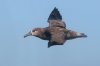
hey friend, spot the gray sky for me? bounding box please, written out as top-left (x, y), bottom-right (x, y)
top-left (0, 0), bottom-right (100, 66)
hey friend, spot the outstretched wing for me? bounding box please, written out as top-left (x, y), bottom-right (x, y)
top-left (48, 7), bottom-right (66, 28)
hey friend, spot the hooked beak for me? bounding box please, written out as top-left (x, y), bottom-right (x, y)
top-left (76, 32), bottom-right (87, 38)
top-left (24, 31), bottom-right (32, 38)
top-left (81, 33), bottom-right (87, 37)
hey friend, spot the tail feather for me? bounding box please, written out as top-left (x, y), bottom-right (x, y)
top-left (48, 7), bottom-right (62, 21)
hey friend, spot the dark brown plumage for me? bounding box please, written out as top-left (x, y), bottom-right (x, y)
top-left (24, 7), bottom-right (87, 48)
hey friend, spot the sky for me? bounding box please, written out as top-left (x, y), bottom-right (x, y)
top-left (0, 0), bottom-right (100, 66)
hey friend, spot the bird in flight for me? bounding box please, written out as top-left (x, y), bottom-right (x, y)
top-left (24, 7), bottom-right (87, 48)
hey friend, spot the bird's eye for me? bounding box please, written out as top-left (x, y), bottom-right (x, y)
top-left (32, 30), bottom-right (38, 33)
top-left (32, 30), bottom-right (35, 32)
top-left (31, 29), bottom-right (34, 32)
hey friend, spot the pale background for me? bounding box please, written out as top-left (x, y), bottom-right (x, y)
top-left (0, 0), bottom-right (100, 66)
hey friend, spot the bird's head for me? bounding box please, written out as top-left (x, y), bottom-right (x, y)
top-left (24, 28), bottom-right (43, 38)
top-left (66, 30), bottom-right (87, 40)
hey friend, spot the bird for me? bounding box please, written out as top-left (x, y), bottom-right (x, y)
top-left (24, 7), bottom-right (87, 48)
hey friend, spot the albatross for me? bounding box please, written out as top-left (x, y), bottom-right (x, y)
top-left (24, 7), bottom-right (87, 48)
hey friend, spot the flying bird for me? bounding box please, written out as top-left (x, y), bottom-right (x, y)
top-left (24, 7), bottom-right (87, 48)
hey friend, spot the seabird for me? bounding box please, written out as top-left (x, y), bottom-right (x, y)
top-left (24, 7), bottom-right (87, 48)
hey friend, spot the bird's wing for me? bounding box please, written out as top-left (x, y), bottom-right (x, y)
top-left (48, 7), bottom-right (66, 28)
top-left (48, 28), bottom-right (66, 48)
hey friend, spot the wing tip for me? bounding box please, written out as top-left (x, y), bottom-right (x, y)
top-left (48, 7), bottom-right (62, 21)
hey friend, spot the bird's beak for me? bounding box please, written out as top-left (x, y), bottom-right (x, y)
top-left (80, 33), bottom-right (87, 37)
top-left (76, 32), bottom-right (87, 38)
top-left (24, 31), bottom-right (32, 38)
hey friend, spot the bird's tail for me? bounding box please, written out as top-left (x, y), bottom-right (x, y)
top-left (48, 7), bottom-right (62, 21)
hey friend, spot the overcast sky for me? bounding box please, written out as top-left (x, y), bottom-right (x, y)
top-left (0, 0), bottom-right (100, 66)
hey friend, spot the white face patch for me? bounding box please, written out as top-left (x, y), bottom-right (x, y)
top-left (76, 32), bottom-right (81, 36)
top-left (32, 30), bottom-right (38, 36)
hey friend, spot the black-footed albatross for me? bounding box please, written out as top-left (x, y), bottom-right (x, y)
top-left (24, 7), bottom-right (87, 48)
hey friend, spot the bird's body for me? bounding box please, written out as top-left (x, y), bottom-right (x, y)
top-left (24, 7), bottom-right (87, 48)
